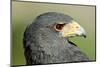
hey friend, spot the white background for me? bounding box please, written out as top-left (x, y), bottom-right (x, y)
top-left (0, 0), bottom-right (99, 67)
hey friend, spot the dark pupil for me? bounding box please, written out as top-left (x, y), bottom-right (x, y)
top-left (56, 24), bottom-right (65, 30)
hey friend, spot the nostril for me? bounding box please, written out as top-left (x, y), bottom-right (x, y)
top-left (76, 26), bottom-right (79, 28)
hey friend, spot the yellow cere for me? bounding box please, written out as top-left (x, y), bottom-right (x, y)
top-left (60, 21), bottom-right (81, 37)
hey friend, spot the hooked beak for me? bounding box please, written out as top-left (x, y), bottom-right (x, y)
top-left (60, 21), bottom-right (86, 38)
top-left (76, 26), bottom-right (86, 38)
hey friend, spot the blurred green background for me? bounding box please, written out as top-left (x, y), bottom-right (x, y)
top-left (12, 1), bottom-right (96, 65)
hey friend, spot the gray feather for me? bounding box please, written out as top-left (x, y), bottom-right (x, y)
top-left (23, 12), bottom-right (89, 65)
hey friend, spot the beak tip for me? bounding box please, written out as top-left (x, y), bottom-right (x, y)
top-left (83, 35), bottom-right (86, 38)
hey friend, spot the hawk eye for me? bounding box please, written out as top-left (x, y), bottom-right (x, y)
top-left (54, 23), bottom-right (66, 31)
